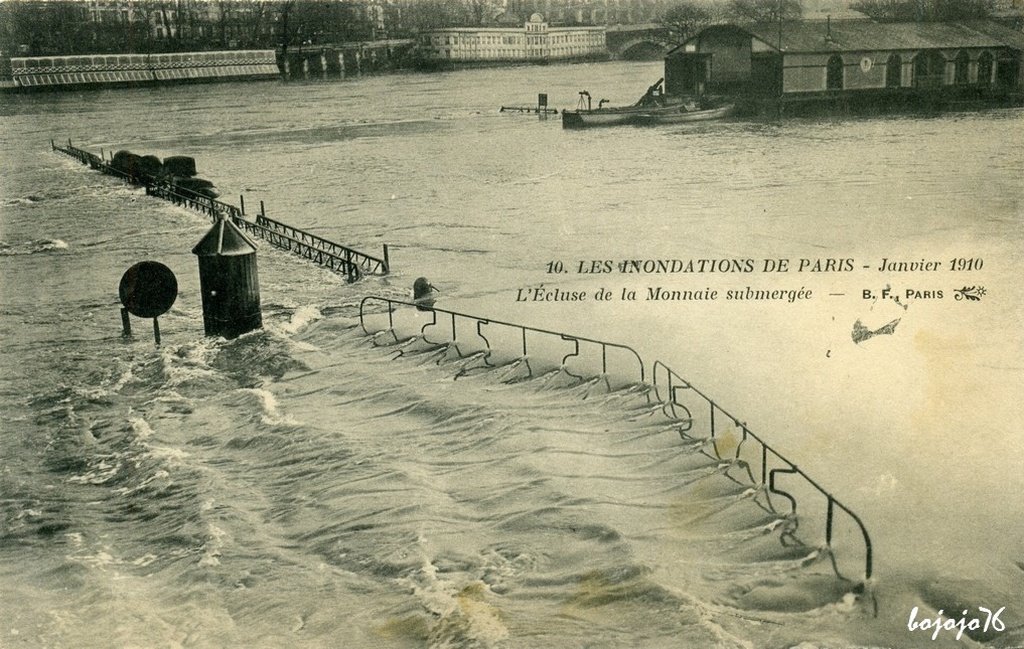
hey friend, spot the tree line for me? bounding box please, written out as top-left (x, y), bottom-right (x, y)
top-left (658, 0), bottom-right (1000, 44)
top-left (1, 0), bottom-right (1005, 58)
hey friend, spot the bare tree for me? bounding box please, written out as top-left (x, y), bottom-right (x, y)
top-left (660, 1), bottom-right (720, 44)
top-left (726, 0), bottom-right (803, 23)
top-left (851, 0), bottom-right (995, 21)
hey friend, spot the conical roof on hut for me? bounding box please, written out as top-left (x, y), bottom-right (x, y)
top-left (191, 218), bottom-right (258, 257)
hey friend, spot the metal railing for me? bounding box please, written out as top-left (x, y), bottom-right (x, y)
top-left (52, 139), bottom-right (389, 281)
top-left (359, 296), bottom-right (645, 386)
top-left (256, 213), bottom-right (389, 275)
top-left (359, 295), bottom-right (873, 586)
top-left (651, 360), bottom-right (873, 582)
top-left (144, 182), bottom-right (242, 221)
top-left (235, 217), bottom-right (362, 282)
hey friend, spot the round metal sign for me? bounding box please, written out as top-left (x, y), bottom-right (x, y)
top-left (119, 261), bottom-right (178, 318)
top-left (860, 57), bottom-right (873, 73)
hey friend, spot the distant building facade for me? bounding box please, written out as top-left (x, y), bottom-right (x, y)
top-left (416, 13), bottom-right (605, 62)
top-left (665, 20), bottom-right (1024, 110)
top-left (8, 50), bottom-right (279, 90)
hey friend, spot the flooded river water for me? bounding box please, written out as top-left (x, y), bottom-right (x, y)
top-left (1, 61), bottom-right (1022, 648)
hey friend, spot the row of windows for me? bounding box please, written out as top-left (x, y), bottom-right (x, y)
top-left (430, 44), bottom-right (603, 53)
top-left (426, 32), bottom-right (602, 47)
top-left (439, 49), bottom-right (599, 59)
top-left (13, 51), bottom-right (272, 70)
top-left (825, 50), bottom-right (1006, 90)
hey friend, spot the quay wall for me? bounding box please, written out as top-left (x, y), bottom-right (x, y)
top-left (7, 50), bottom-right (279, 91)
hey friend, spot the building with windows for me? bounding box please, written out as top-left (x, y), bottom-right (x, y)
top-left (665, 20), bottom-right (1024, 113)
top-left (7, 50), bottom-right (279, 90)
top-left (416, 13), bottom-right (605, 63)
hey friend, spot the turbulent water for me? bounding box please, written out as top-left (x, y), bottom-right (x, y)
top-left (1, 61), bottom-right (1022, 648)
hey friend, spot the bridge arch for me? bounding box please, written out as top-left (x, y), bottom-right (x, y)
top-left (616, 38), bottom-right (672, 60)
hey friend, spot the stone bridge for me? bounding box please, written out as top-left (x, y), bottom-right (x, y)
top-left (605, 23), bottom-right (674, 60)
top-left (279, 39), bottom-right (415, 80)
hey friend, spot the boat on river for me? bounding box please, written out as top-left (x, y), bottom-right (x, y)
top-left (561, 78), bottom-right (734, 129)
top-left (632, 102), bottom-right (735, 126)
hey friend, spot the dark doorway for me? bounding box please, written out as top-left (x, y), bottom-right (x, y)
top-left (996, 53), bottom-right (1020, 87)
top-left (751, 53), bottom-right (783, 96)
top-left (914, 50), bottom-right (946, 88)
top-left (886, 53), bottom-right (902, 88)
top-left (978, 51), bottom-right (994, 85)
top-left (954, 50), bottom-right (969, 85)
top-left (665, 52), bottom-right (712, 96)
top-left (826, 54), bottom-right (844, 90)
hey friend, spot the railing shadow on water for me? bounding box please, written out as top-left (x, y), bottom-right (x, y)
top-left (359, 296), bottom-right (874, 594)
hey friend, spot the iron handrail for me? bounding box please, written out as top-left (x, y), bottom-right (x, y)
top-left (358, 296), bottom-right (646, 383)
top-left (357, 294), bottom-right (872, 584)
top-left (651, 360), bottom-right (872, 581)
top-left (234, 218), bottom-right (361, 282)
top-left (255, 214), bottom-right (388, 274)
top-left (145, 182), bottom-right (241, 219)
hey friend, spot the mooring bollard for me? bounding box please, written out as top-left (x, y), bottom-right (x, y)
top-left (413, 276), bottom-right (437, 311)
top-left (192, 217), bottom-right (262, 339)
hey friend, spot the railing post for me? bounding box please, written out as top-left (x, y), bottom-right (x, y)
top-left (826, 496), bottom-right (835, 546)
top-left (761, 445), bottom-right (767, 484)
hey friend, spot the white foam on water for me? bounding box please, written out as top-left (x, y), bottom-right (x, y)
top-left (39, 238), bottom-right (69, 251)
top-left (278, 305), bottom-right (323, 335)
top-left (67, 458), bottom-right (122, 485)
top-left (241, 387), bottom-right (302, 427)
top-left (198, 523), bottom-right (228, 568)
top-left (0, 238), bottom-right (70, 255)
top-left (398, 535), bottom-right (510, 649)
top-left (129, 415), bottom-right (154, 440)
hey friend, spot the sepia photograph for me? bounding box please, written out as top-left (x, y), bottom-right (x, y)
top-left (1, 0), bottom-right (1022, 647)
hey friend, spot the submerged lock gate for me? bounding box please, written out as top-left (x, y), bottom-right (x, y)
top-left (359, 296), bottom-right (874, 590)
top-left (52, 139), bottom-right (389, 282)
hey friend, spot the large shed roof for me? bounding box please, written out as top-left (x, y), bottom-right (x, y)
top-left (672, 20), bottom-right (1024, 55)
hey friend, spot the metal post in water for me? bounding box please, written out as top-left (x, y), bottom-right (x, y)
top-left (50, 139), bottom-right (55, 150)
top-left (260, 200), bottom-right (266, 220)
top-left (153, 318), bottom-right (161, 345)
top-left (121, 307), bottom-right (132, 337)
top-left (382, 243), bottom-right (390, 273)
top-left (240, 194), bottom-right (245, 216)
